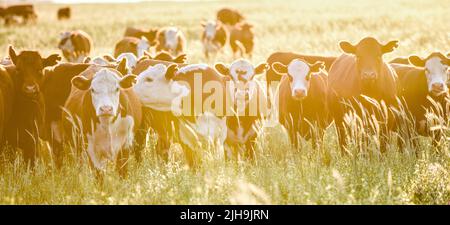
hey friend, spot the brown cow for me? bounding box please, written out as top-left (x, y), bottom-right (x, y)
top-left (0, 65), bottom-right (14, 147)
top-left (4, 46), bottom-right (60, 164)
top-left (201, 20), bottom-right (228, 59)
top-left (57, 7), bottom-right (71, 20)
top-left (124, 27), bottom-right (158, 47)
top-left (217, 8), bottom-right (244, 26)
top-left (3, 4), bottom-right (37, 26)
top-left (132, 59), bottom-right (230, 167)
top-left (394, 52), bottom-right (449, 148)
top-left (215, 59), bottom-right (269, 159)
top-left (61, 63), bottom-right (141, 177)
top-left (114, 36), bottom-right (150, 59)
top-left (328, 37), bottom-right (399, 154)
top-left (271, 59), bottom-right (330, 148)
top-left (58, 30), bottom-right (92, 63)
top-left (155, 27), bottom-right (186, 56)
top-left (229, 22), bottom-right (254, 59)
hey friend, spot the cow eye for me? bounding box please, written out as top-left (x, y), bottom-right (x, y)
top-left (288, 75), bottom-right (293, 82)
top-left (425, 68), bottom-right (430, 74)
top-left (91, 89), bottom-right (96, 93)
top-left (115, 87), bottom-right (119, 92)
top-left (146, 77), bottom-right (153, 82)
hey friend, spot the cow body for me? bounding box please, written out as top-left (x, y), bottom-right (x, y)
top-left (114, 37), bottom-right (149, 59)
top-left (155, 27), bottom-right (186, 56)
top-left (229, 23), bottom-right (254, 59)
top-left (57, 7), bottom-right (71, 20)
top-left (0, 65), bottom-right (15, 145)
top-left (58, 30), bottom-right (92, 63)
top-left (201, 20), bottom-right (228, 59)
top-left (2, 4), bottom-right (37, 25)
top-left (124, 27), bottom-right (158, 46)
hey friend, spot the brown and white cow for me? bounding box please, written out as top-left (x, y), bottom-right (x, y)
top-left (394, 52), bottom-right (449, 147)
top-left (229, 22), bottom-right (254, 59)
top-left (114, 36), bottom-right (150, 59)
top-left (215, 59), bottom-right (269, 159)
top-left (58, 30), bottom-right (92, 63)
top-left (328, 37), bottom-right (399, 154)
top-left (201, 20), bottom-right (227, 59)
top-left (61, 64), bottom-right (141, 177)
top-left (3, 46), bottom-right (61, 164)
top-left (271, 59), bottom-right (330, 148)
top-left (155, 27), bottom-right (186, 56)
top-left (124, 27), bottom-right (158, 47)
top-left (217, 8), bottom-right (244, 26)
top-left (132, 59), bottom-right (230, 167)
top-left (57, 7), bottom-right (71, 20)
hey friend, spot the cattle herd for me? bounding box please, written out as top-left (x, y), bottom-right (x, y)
top-left (0, 5), bottom-right (448, 179)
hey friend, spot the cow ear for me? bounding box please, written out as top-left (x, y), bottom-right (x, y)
top-left (143, 50), bottom-right (153, 59)
top-left (309, 61), bottom-right (325, 73)
top-left (103, 54), bottom-right (115, 62)
top-left (174, 53), bottom-right (187, 63)
top-left (215, 63), bottom-right (230, 76)
top-left (119, 74), bottom-right (137, 89)
top-left (381, 40), bottom-right (399, 54)
top-left (271, 62), bottom-right (287, 75)
top-left (408, 55), bottom-right (425, 67)
top-left (254, 62), bottom-right (269, 74)
top-left (8, 45), bottom-right (18, 65)
top-left (44, 54), bottom-right (62, 67)
top-left (116, 58), bottom-right (128, 75)
top-left (71, 76), bottom-right (91, 90)
top-left (445, 54), bottom-right (450, 66)
top-left (165, 64), bottom-right (178, 80)
top-left (339, 41), bottom-right (356, 54)
top-left (83, 56), bottom-right (91, 63)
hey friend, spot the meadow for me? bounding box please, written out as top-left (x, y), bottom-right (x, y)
top-left (0, 0), bottom-right (449, 204)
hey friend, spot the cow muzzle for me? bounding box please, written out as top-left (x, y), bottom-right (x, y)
top-left (22, 84), bottom-right (39, 97)
top-left (430, 83), bottom-right (446, 96)
top-left (98, 105), bottom-right (114, 117)
top-left (361, 71), bottom-right (377, 81)
top-left (293, 89), bottom-right (307, 100)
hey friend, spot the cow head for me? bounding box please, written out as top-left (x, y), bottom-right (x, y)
top-left (215, 59), bottom-right (268, 105)
top-left (116, 53), bottom-right (138, 74)
top-left (165, 27), bottom-right (180, 50)
top-left (137, 37), bottom-right (150, 58)
top-left (201, 20), bottom-right (222, 41)
top-left (133, 63), bottom-right (190, 112)
top-left (272, 59), bottom-right (324, 100)
top-left (409, 52), bottom-right (450, 96)
top-left (9, 46), bottom-right (61, 97)
top-left (71, 66), bottom-right (136, 121)
top-left (339, 37), bottom-right (398, 82)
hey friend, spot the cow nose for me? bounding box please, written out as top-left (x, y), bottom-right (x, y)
top-left (99, 106), bottom-right (113, 115)
top-left (23, 85), bottom-right (38, 94)
top-left (294, 89), bottom-right (306, 98)
top-left (362, 71), bottom-right (376, 80)
top-left (432, 83), bottom-right (444, 92)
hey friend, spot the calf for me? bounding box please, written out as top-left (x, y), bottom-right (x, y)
top-left (271, 59), bottom-right (330, 148)
top-left (4, 46), bottom-right (60, 164)
top-left (395, 52), bottom-right (449, 147)
top-left (57, 7), bottom-right (71, 20)
top-left (215, 59), bottom-right (269, 158)
top-left (328, 37), bottom-right (399, 154)
top-left (229, 22), bottom-right (254, 59)
top-left (114, 36), bottom-right (149, 59)
top-left (155, 27), bottom-right (186, 56)
top-left (61, 65), bottom-right (141, 177)
top-left (58, 30), bottom-right (92, 63)
top-left (132, 59), bottom-right (230, 167)
top-left (124, 27), bottom-right (158, 47)
top-left (217, 8), bottom-right (244, 26)
top-left (201, 20), bottom-right (227, 59)
top-left (3, 4), bottom-right (37, 25)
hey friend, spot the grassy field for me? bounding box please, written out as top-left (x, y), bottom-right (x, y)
top-left (0, 0), bottom-right (449, 204)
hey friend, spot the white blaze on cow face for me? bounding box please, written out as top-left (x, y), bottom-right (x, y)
top-left (287, 59), bottom-right (311, 99)
top-left (116, 53), bottom-right (137, 74)
top-left (133, 64), bottom-right (189, 112)
top-left (165, 27), bottom-right (179, 51)
top-left (424, 57), bottom-right (449, 95)
top-left (137, 38), bottom-right (150, 58)
top-left (228, 59), bottom-right (257, 105)
top-left (204, 20), bottom-right (217, 40)
top-left (90, 69), bottom-right (122, 119)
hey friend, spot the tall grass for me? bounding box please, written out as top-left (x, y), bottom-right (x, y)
top-left (0, 0), bottom-right (449, 204)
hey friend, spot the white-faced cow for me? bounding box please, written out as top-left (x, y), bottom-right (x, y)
top-left (201, 20), bottom-right (227, 59)
top-left (155, 27), bottom-right (186, 56)
top-left (271, 59), bottom-right (330, 148)
top-left (114, 36), bottom-right (150, 59)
